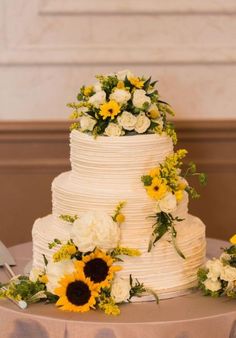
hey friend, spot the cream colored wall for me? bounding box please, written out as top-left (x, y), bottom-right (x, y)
top-left (0, 0), bottom-right (236, 120)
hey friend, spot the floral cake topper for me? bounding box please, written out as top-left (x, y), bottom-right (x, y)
top-left (68, 70), bottom-right (177, 143)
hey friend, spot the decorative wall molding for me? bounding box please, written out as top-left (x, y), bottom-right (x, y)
top-left (39, 0), bottom-right (236, 15)
top-left (1, 47), bottom-right (236, 65)
top-left (1, 120), bottom-right (236, 173)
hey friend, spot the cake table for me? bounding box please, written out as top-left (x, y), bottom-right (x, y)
top-left (0, 239), bottom-right (235, 338)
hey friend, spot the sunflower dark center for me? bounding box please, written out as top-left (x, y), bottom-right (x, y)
top-left (66, 281), bottom-right (91, 306)
top-left (84, 258), bottom-right (109, 283)
top-left (154, 185), bottom-right (159, 191)
top-left (108, 109), bottom-right (113, 113)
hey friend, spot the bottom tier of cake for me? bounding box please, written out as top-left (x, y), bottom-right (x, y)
top-left (31, 213), bottom-right (206, 300)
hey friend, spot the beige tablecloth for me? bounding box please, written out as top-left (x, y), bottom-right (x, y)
top-left (0, 239), bottom-right (235, 338)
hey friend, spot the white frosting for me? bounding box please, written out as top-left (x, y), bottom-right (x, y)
top-left (31, 130), bottom-right (206, 299)
top-left (32, 214), bottom-right (205, 297)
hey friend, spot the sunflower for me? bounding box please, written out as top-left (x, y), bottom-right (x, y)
top-left (146, 177), bottom-right (167, 200)
top-left (55, 271), bottom-right (99, 312)
top-left (99, 100), bottom-right (120, 120)
top-left (230, 234), bottom-right (236, 245)
top-left (75, 249), bottom-right (122, 289)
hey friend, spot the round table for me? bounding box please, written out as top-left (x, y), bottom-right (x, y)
top-left (0, 239), bottom-right (235, 338)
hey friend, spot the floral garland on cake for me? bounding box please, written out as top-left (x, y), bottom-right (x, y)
top-left (0, 203), bottom-right (158, 315)
top-left (198, 235), bottom-right (236, 298)
top-left (68, 70), bottom-right (177, 143)
top-left (141, 150), bottom-right (207, 258)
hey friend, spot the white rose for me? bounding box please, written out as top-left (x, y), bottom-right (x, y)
top-left (206, 259), bottom-right (223, 282)
top-left (117, 111), bottom-right (137, 131)
top-left (111, 277), bottom-right (131, 303)
top-left (80, 114), bottom-right (96, 132)
top-left (110, 89), bottom-right (131, 105)
top-left (116, 69), bottom-right (133, 81)
top-left (132, 89), bottom-right (151, 109)
top-left (46, 260), bottom-right (75, 293)
top-left (105, 123), bottom-right (123, 137)
top-left (134, 112), bottom-right (151, 134)
top-left (94, 82), bottom-right (102, 92)
top-left (203, 278), bottom-right (222, 292)
top-left (71, 210), bottom-right (120, 252)
top-left (88, 91), bottom-right (106, 108)
top-left (157, 192), bottom-right (177, 213)
top-left (220, 265), bottom-right (236, 282)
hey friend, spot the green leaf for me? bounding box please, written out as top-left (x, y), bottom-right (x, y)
top-left (141, 175), bottom-right (152, 186)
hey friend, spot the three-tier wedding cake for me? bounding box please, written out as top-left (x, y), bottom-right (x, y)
top-left (30, 70), bottom-right (206, 311)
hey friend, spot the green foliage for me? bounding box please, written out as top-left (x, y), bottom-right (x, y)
top-left (59, 214), bottom-right (78, 223)
top-left (129, 275), bottom-right (147, 300)
top-left (141, 175), bottom-right (153, 186)
top-left (48, 238), bottom-right (62, 249)
top-left (149, 212), bottom-right (185, 259)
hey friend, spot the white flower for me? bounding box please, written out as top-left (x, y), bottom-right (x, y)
top-left (117, 111), bottom-right (137, 131)
top-left (220, 265), bottom-right (236, 282)
top-left (88, 91), bottom-right (106, 108)
top-left (94, 82), bottom-right (102, 92)
top-left (78, 106), bottom-right (88, 114)
top-left (80, 114), bottom-right (96, 132)
top-left (206, 259), bottom-right (223, 282)
top-left (111, 277), bottom-right (131, 303)
top-left (46, 260), bottom-right (75, 293)
top-left (203, 278), bottom-right (222, 292)
top-left (132, 89), bottom-right (151, 109)
top-left (105, 123), bottom-right (123, 136)
top-left (110, 89), bottom-right (131, 105)
top-left (134, 112), bottom-right (151, 134)
top-left (157, 192), bottom-right (177, 213)
top-left (116, 69), bottom-right (133, 81)
top-left (29, 268), bottom-right (42, 282)
top-left (71, 210), bottom-right (120, 252)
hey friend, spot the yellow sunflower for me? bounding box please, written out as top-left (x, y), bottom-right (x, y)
top-left (99, 100), bottom-right (120, 120)
top-left (146, 177), bottom-right (167, 200)
top-left (75, 249), bottom-right (122, 289)
top-left (230, 234), bottom-right (236, 245)
top-left (55, 271), bottom-right (99, 313)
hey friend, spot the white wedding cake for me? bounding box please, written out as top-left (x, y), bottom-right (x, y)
top-left (30, 71), bottom-right (206, 310)
top-left (31, 71), bottom-right (206, 300)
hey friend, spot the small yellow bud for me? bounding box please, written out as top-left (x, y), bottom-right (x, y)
top-left (175, 190), bottom-right (184, 202)
top-left (115, 213), bottom-right (125, 224)
top-left (117, 81), bottom-right (125, 89)
top-left (148, 109), bottom-right (159, 119)
top-left (230, 234), bottom-right (236, 245)
top-left (39, 274), bottom-right (48, 284)
top-left (83, 86), bottom-right (93, 96)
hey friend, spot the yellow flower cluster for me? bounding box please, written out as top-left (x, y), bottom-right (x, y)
top-left (53, 244), bottom-right (77, 262)
top-left (143, 149), bottom-right (188, 201)
top-left (112, 247), bottom-right (141, 257)
top-left (99, 298), bottom-right (120, 316)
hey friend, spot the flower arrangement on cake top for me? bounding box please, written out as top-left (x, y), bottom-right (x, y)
top-left (198, 235), bottom-right (236, 298)
top-left (0, 203), bottom-right (158, 315)
top-left (141, 150), bottom-right (207, 257)
top-left (68, 70), bottom-right (177, 142)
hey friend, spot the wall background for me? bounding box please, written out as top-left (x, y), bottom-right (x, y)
top-left (0, 0), bottom-right (236, 246)
top-left (0, 0), bottom-right (236, 120)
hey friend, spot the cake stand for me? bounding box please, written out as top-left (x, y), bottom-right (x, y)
top-left (0, 239), bottom-right (235, 338)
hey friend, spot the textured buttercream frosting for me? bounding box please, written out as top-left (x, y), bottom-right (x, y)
top-left (32, 130), bottom-right (206, 299)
